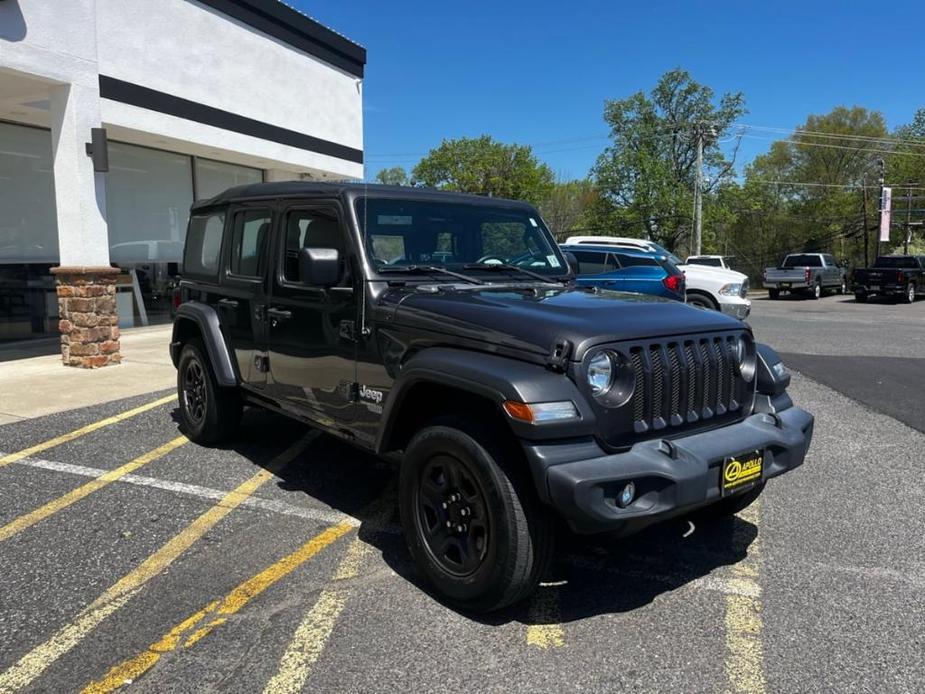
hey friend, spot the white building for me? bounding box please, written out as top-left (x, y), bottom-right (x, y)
top-left (0, 0), bottom-right (364, 363)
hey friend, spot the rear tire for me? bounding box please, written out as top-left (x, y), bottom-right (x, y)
top-left (768, 289), bottom-right (780, 300)
top-left (810, 281), bottom-right (822, 300)
top-left (177, 339), bottom-right (242, 445)
top-left (905, 283), bottom-right (916, 304)
top-left (839, 278), bottom-right (847, 295)
top-left (855, 292), bottom-right (867, 303)
top-left (695, 483), bottom-right (765, 521)
top-left (399, 417), bottom-right (554, 612)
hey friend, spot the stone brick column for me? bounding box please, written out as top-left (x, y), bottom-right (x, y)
top-left (52, 266), bottom-right (121, 368)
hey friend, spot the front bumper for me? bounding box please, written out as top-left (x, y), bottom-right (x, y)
top-left (526, 407), bottom-right (813, 534)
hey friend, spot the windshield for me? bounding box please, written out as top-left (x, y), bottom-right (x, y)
top-left (874, 256), bottom-right (917, 268)
top-left (783, 254), bottom-right (822, 268)
top-left (687, 257), bottom-right (722, 267)
top-left (355, 197), bottom-right (567, 277)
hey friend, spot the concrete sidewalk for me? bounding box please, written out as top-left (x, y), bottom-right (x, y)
top-left (0, 325), bottom-right (176, 424)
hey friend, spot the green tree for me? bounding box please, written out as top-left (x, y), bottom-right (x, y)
top-left (375, 166), bottom-right (409, 186)
top-left (589, 68), bottom-right (746, 251)
top-left (734, 106), bottom-right (889, 269)
top-left (539, 179), bottom-right (597, 240)
top-left (411, 136), bottom-right (555, 205)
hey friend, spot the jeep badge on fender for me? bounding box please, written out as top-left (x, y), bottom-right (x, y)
top-left (170, 182), bottom-right (814, 612)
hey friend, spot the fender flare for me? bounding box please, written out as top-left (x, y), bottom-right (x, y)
top-left (170, 302), bottom-right (238, 387)
top-left (375, 347), bottom-right (596, 454)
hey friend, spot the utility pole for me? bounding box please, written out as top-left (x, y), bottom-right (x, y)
top-left (692, 122), bottom-right (717, 256)
top-left (861, 181), bottom-right (870, 269)
top-left (877, 158), bottom-right (886, 257)
top-left (904, 184), bottom-right (913, 254)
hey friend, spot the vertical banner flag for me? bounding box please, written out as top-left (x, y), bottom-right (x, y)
top-left (880, 187), bottom-right (892, 242)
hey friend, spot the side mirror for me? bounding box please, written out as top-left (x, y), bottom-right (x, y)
top-left (298, 247), bottom-right (340, 286)
top-left (563, 251), bottom-right (579, 275)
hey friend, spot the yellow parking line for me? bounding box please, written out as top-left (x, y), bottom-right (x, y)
top-left (0, 435), bottom-right (313, 694)
top-left (262, 496), bottom-right (393, 694)
top-left (82, 522), bottom-right (353, 694)
top-left (526, 585), bottom-right (566, 649)
top-left (0, 394), bottom-right (177, 469)
top-left (0, 436), bottom-right (188, 543)
top-left (723, 501), bottom-right (766, 694)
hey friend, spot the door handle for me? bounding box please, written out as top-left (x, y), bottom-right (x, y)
top-left (217, 298), bottom-right (239, 309)
top-left (267, 307), bottom-right (292, 323)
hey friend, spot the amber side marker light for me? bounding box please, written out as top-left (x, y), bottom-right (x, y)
top-left (502, 400), bottom-right (579, 424)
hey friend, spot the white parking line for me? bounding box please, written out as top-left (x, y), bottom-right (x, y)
top-left (7, 455), bottom-right (361, 529)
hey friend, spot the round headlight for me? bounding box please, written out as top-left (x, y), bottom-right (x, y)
top-left (733, 336), bottom-right (756, 382)
top-left (733, 336), bottom-right (747, 366)
top-left (587, 351), bottom-right (614, 396)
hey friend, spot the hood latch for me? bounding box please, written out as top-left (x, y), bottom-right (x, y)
top-left (546, 339), bottom-right (573, 372)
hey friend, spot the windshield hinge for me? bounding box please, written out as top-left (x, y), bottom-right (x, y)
top-left (546, 339), bottom-right (573, 372)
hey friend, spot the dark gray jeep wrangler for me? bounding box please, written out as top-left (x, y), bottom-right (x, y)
top-left (171, 182), bottom-right (813, 612)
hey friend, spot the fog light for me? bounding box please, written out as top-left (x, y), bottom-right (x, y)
top-left (617, 481), bottom-right (635, 508)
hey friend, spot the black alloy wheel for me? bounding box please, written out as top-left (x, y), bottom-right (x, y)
top-left (414, 454), bottom-right (490, 577)
top-left (182, 358), bottom-right (207, 426)
top-left (176, 339), bottom-right (241, 445)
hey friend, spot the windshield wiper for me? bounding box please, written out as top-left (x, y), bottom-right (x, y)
top-left (377, 265), bottom-right (485, 285)
top-left (463, 263), bottom-right (568, 284)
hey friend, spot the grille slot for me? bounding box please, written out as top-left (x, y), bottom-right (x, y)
top-left (630, 349), bottom-right (645, 422)
top-left (626, 334), bottom-right (745, 434)
top-left (649, 346), bottom-right (664, 423)
top-left (667, 345), bottom-right (681, 421)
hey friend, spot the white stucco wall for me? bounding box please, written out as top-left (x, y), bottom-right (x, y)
top-left (96, 0), bottom-right (363, 178)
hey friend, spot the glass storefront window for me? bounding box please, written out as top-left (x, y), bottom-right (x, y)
top-left (195, 158), bottom-right (263, 201)
top-left (0, 122), bottom-right (58, 343)
top-left (107, 142), bottom-right (195, 325)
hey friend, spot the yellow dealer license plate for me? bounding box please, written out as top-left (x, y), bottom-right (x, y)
top-left (721, 450), bottom-right (764, 496)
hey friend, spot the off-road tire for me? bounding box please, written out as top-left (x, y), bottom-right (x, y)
top-left (694, 482), bottom-right (765, 522)
top-left (399, 417), bottom-right (555, 612)
top-left (177, 338), bottom-right (242, 445)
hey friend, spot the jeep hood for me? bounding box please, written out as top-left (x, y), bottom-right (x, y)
top-left (382, 285), bottom-right (745, 359)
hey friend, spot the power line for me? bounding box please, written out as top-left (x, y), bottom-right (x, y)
top-left (734, 122), bottom-right (925, 149)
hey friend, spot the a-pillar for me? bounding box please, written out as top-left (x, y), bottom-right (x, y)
top-left (49, 80), bottom-right (120, 367)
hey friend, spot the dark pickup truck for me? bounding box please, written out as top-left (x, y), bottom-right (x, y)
top-left (170, 182), bottom-right (813, 612)
top-left (853, 255), bottom-right (925, 304)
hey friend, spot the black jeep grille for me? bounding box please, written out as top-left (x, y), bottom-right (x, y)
top-left (628, 334), bottom-right (745, 435)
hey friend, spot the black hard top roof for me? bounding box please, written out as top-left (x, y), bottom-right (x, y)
top-left (192, 181), bottom-right (536, 211)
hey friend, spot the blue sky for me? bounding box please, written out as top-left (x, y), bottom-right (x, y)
top-left (295, 1), bottom-right (925, 182)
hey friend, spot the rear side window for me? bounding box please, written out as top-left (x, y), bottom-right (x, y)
top-left (572, 251), bottom-right (614, 275)
top-left (614, 253), bottom-right (657, 268)
top-left (229, 209), bottom-right (271, 278)
top-left (183, 212), bottom-right (225, 280)
top-left (783, 254), bottom-right (822, 268)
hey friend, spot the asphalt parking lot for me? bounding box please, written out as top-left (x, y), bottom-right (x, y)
top-left (1, 295), bottom-right (923, 693)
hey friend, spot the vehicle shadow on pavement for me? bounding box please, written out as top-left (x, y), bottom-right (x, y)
top-left (201, 410), bottom-right (757, 626)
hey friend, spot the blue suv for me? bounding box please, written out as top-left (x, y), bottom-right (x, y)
top-left (560, 244), bottom-right (686, 301)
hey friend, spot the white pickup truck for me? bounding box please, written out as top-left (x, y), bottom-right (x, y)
top-left (763, 253), bottom-right (848, 300)
top-left (564, 236), bottom-right (751, 319)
